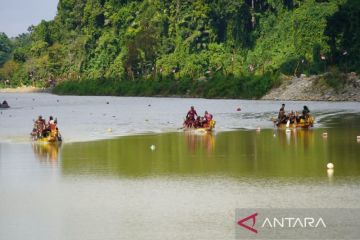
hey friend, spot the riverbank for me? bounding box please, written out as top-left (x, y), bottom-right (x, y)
top-left (0, 86), bottom-right (50, 93)
top-left (262, 72), bottom-right (360, 101)
top-left (53, 72), bottom-right (360, 101)
top-left (52, 73), bottom-right (275, 99)
top-left (2, 72), bottom-right (360, 101)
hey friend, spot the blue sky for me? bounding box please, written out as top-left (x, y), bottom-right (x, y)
top-left (0, 0), bottom-right (58, 37)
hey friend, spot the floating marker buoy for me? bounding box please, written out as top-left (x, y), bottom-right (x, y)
top-left (237, 107), bottom-right (241, 111)
top-left (106, 102), bottom-right (109, 104)
top-left (148, 104), bottom-right (151, 107)
top-left (57, 99), bottom-right (59, 102)
top-left (256, 127), bottom-right (261, 132)
top-left (323, 132), bottom-right (328, 138)
top-left (327, 163), bottom-right (334, 169)
top-left (273, 134), bottom-right (276, 137)
top-left (357, 136), bottom-right (360, 142)
top-left (150, 145), bottom-right (156, 151)
top-left (107, 128), bottom-right (112, 132)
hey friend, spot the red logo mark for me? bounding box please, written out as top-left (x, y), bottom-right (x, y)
top-left (237, 213), bottom-right (258, 234)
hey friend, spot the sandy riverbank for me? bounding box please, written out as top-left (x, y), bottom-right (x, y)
top-left (262, 72), bottom-right (360, 101)
top-left (0, 86), bottom-right (51, 93)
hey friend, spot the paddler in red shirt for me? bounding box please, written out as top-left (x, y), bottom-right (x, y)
top-left (185, 106), bottom-right (198, 127)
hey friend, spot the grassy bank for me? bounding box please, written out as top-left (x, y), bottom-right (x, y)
top-left (53, 72), bottom-right (279, 99)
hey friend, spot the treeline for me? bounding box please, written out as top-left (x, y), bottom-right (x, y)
top-left (0, 0), bottom-right (359, 98)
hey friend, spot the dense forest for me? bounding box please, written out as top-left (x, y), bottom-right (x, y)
top-left (0, 0), bottom-right (359, 98)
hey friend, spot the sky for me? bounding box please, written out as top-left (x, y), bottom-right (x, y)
top-left (0, 0), bottom-right (58, 37)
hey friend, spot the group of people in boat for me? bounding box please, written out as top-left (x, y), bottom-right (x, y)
top-left (184, 106), bottom-right (215, 129)
top-left (26, 103), bottom-right (313, 142)
top-left (31, 115), bottom-right (62, 141)
top-left (276, 103), bottom-right (311, 125)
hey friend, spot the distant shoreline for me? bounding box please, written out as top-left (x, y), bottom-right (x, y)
top-left (0, 86), bottom-right (51, 93)
top-left (1, 73), bottom-right (360, 102)
top-left (262, 72), bottom-right (360, 102)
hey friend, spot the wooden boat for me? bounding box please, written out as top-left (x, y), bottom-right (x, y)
top-left (184, 126), bottom-right (214, 133)
top-left (273, 116), bottom-right (315, 129)
top-left (35, 135), bottom-right (62, 143)
top-left (31, 129), bottom-right (62, 143)
top-left (183, 120), bottom-right (216, 133)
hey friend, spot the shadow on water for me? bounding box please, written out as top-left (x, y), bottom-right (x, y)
top-left (60, 127), bottom-right (360, 179)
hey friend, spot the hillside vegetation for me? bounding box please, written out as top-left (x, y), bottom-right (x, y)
top-left (0, 0), bottom-right (359, 98)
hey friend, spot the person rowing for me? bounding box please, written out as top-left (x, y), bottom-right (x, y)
top-left (301, 106), bottom-right (310, 119)
top-left (277, 103), bottom-right (287, 124)
top-left (185, 106), bottom-right (198, 127)
top-left (31, 115), bottom-right (62, 141)
top-left (202, 110), bottom-right (213, 127)
top-left (182, 108), bottom-right (216, 131)
top-left (31, 115), bottom-right (46, 139)
top-left (194, 116), bottom-right (203, 128)
top-left (288, 111), bottom-right (296, 124)
top-left (43, 116), bottom-right (56, 136)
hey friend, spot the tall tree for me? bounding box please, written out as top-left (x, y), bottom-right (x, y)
top-left (0, 33), bottom-right (13, 67)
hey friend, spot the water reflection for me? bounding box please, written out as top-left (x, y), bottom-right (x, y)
top-left (32, 142), bottom-right (61, 165)
top-left (60, 129), bottom-right (360, 179)
top-left (184, 132), bottom-right (215, 154)
top-left (327, 168), bottom-right (334, 183)
top-left (276, 128), bottom-right (315, 149)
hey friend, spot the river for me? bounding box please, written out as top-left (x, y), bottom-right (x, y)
top-left (1, 93), bottom-right (360, 240)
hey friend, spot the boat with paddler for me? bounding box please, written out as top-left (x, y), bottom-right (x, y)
top-left (31, 130), bottom-right (62, 143)
top-left (272, 115), bottom-right (315, 129)
top-left (34, 134), bottom-right (62, 143)
top-left (31, 117), bottom-right (62, 143)
top-left (183, 119), bottom-right (216, 133)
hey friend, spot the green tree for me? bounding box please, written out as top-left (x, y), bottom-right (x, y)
top-left (0, 33), bottom-right (13, 66)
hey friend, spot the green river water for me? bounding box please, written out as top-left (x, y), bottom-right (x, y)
top-left (1, 94), bottom-right (360, 240)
